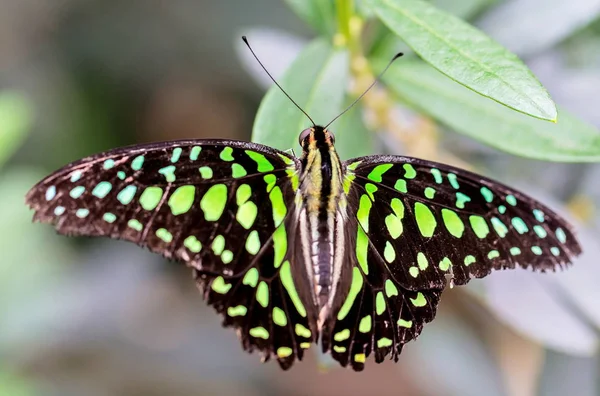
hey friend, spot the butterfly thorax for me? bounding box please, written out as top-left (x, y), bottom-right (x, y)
top-left (297, 126), bottom-right (346, 320)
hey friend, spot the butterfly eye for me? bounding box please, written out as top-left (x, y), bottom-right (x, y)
top-left (327, 130), bottom-right (335, 144)
top-left (299, 128), bottom-right (312, 145)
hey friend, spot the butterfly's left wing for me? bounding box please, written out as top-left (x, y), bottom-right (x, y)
top-left (322, 155), bottom-right (581, 370)
top-left (26, 140), bottom-right (318, 369)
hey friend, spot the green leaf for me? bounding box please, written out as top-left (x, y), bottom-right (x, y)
top-left (252, 39), bottom-right (349, 151)
top-left (379, 60), bottom-right (600, 162)
top-left (0, 91), bottom-right (32, 168)
top-left (331, 103), bottom-right (373, 159)
top-left (430, 0), bottom-right (497, 20)
top-left (370, 0), bottom-right (558, 122)
top-left (284, 0), bottom-right (336, 37)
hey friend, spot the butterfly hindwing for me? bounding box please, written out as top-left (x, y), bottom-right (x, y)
top-left (26, 139), bottom-right (317, 369)
top-left (321, 187), bottom-right (443, 370)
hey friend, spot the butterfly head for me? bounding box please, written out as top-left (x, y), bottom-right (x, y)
top-left (298, 126), bottom-right (336, 150)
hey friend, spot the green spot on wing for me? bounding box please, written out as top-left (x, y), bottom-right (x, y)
top-left (356, 195), bottom-right (372, 232)
top-left (76, 208), bottom-right (89, 218)
top-left (480, 186), bottom-right (494, 202)
top-left (410, 292), bottom-right (426, 307)
top-left (277, 347), bottom-right (293, 358)
top-left (356, 227), bottom-right (370, 274)
top-left (337, 267), bottom-right (363, 320)
top-left (117, 185), bottom-right (136, 205)
top-left (334, 329), bottom-right (350, 341)
top-left (103, 212), bottom-right (116, 223)
top-left (456, 192), bottom-right (471, 209)
top-left (231, 163), bottom-right (247, 178)
top-left (439, 257), bottom-right (452, 271)
top-left (448, 173), bottom-right (459, 189)
top-left (236, 201), bottom-right (258, 229)
top-left (430, 168), bottom-right (442, 184)
top-left (272, 307), bottom-right (287, 326)
top-left (295, 324), bottom-right (311, 338)
top-left (280, 261), bottom-right (307, 317)
top-left (168, 185), bottom-right (195, 215)
top-left (414, 202), bottom-right (436, 237)
top-left (375, 292), bottom-right (386, 315)
top-left (211, 235), bottom-right (225, 255)
top-left (269, 186), bottom-right (287, 227)
top-left (139, 186), bottom-right (163, 211)
top-left (227, 305), bottom-right (247, 317)
top-left (156, 228), bottom-right (173, 243)
top-left (92, 181), bottom-right (112, 199)
top-left (424, 186), bottom-right (436, 199)
top-left (245, 150), bottom-right (274, 172)
top-left (158, 165), bottom-right (176, 182)
top-left (236, 184), bottom-right (251, 206)
top-left (487, 250), bottom-right (500, 259)
top-left (385, 279), bottom-right (398, 297)
top-left (128, 219), bottom-right (143, 231)
top-left (533, 225), bottom-right (547, 238)
top-left (403, 163), bottom-right (416, 179)
top-left (367, 163), bottom-right (393, 182)
top-left (220, 146), bottom-right (235, 161)
top-left (103, 159), bottom-right (115, 170)
top-left (398, 319), bottom-right (413, 328)
top-left (377, 337), bottom-right (393, 348)
top-left (249, 327), bottom-right (269, 339)
top-left (245, 230), bottom-right (260, 255)
top-left (511, 217), bottom-right (529, 234)
top-left (491, 217), bottom-right (508, 237)
top-left (200, 184), bottom-right (227, 221)
top-left (184, 235), bottom-right (202, 253)
top-left (384, 241), bottom-right (396, 263)
top-left (441, 208), bottom-right (464, 238)
top-left (556, 227), bottom-right (567, 243)
top-left (211, 276), bottom-right (231, 294)
top-left (199, 166), bottom-right (213, 179)
top-left (394, 179), bottom-right (407, 193)
top-left (243, 268), bottom-right (259, 288)
top-left (131, 155), bottom-right (144, 170)
top-left (70, 186), bottom-right (86, 199)
top-left (359, 315), bottom-right (372, 333)
top-left (171, 147), bottom-right (182, 163)
top-left (469, 215), bottom-right (490, 238)
top-left (256, 281), bottom-right (269, 308)
top-left (189, 146), bottom-right (201, 161)
top-left (506, 194), bottom-right (517, 206)
top-left (417, 252), bottom-right (429, 270)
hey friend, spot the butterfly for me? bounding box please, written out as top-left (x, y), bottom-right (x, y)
top-left (26, 124), bottom-right (581, 371)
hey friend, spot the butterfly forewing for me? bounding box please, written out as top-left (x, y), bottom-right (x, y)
top-left (346, 155), bottom-right (581, 291)
top-left (322, 154), bottom-right (581, 370)
top-left (26, 139), bottom-right (317, 368)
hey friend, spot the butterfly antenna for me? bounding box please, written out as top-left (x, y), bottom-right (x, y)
top-left (324, 52), bottom-right (403, 129)
top-left (242, 36), bottom-right (316, 126)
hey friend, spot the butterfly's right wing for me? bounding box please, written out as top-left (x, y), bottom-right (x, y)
top-left (26, 140), bottom-right (318, 369)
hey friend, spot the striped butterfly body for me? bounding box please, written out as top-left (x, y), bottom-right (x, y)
top-left (27, 125), bottom-right (581, 371)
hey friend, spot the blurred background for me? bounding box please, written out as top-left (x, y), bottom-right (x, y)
top-left (1, 0), bottom-right (600, 395)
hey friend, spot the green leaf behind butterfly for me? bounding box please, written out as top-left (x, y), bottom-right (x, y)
top-left (283, 0), bottom-right (336, 37)
top-left (379, 60), bottom-right (600, 162)
top-left (369, 0), bottom-right (558, 122)
top-left (252, 39), bottom-right (349, 151)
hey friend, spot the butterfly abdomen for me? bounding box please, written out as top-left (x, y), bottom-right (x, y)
top-left (299, 126), bottom-right (346, 310)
